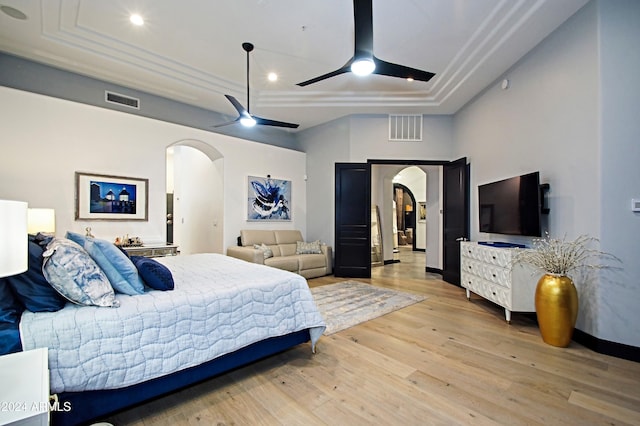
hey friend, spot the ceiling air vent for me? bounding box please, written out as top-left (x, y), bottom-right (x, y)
top-left (105, 91), bottom-right (140, 110)
top-left (389, 114), bottom-right (422, 142)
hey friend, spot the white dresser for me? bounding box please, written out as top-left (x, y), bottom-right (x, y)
top-left (0, 348), bottom-right (49, 426)
top-left (460, 241), bottom-right (538, 323)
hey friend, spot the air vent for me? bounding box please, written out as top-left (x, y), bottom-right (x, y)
top-left (389, 114), bottom-right (422, 141)
top-left (105, 91), bottom-right (140, 109)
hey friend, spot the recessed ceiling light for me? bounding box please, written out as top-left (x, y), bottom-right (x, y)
top-left (0, 5), bottom-right (28, 20)
top-left (130, 14), bottom-right (144, 26)
top-left (267, 72), bottom-right (278, 82)
top-left (406, 77), bottom-right (414, 82)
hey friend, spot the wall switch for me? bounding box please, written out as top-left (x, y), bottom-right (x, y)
top-left (632, 199), bottom-right (640, 212)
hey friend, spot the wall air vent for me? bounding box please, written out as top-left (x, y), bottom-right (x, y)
top-left (389, 114), bottom-right (422, 142)
top-left (105, 91), bottom-right (140, 110)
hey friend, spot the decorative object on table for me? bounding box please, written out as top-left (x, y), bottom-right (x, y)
top-left (85, 226), bottom-right (94, 238)
top-left (513, 233), bottom-right (620, 347)
top-left (75, 172), bottom-right (148, 221)
top-left (247, 175), bottom-right (291, 221)
top-left (114, 235), bottom-right (143, 247)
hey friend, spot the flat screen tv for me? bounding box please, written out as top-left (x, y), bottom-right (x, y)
top-left (478, 171), bottom-right (542, 237)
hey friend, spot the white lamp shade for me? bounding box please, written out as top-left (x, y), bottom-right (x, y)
top-left (0, 200), bottom-right (28, 278)
top-left (27, 208), bottom-right (56, 234)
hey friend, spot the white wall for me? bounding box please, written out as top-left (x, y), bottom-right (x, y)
top-left (453, 0), bottom-right (640, 347)
top-left (0, 87), bottom-right (306, 252)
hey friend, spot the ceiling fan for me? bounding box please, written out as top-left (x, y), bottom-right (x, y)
top-left (297, 0), bottom-right (435, 87)
top-left (215, 42), bottom-right (299, 129)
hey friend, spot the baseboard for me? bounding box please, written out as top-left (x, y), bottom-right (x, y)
top-left (572, 329), bottom-right (640, 363)
top-left (426, 267), bottom-right (442, 274)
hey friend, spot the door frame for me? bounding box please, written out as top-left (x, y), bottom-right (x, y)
top-left (368, 159), bottom-right (465, 276)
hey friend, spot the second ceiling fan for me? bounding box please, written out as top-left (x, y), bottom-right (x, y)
top-left (215, 42), bottom-right (298, 129)
top-left (297, 0), bottom-right (435, 87)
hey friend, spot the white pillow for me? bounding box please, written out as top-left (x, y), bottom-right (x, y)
top-left (253, 243), bottom-right (274, 259)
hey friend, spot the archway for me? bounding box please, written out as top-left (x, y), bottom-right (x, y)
top-left (166, 140), bottom-right (224, 255)
top-left (393, 182), bottom-right (416, 250)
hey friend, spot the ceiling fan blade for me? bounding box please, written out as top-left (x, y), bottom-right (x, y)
top-left (215, 43), bottom-right (298, 129)
top-left (224, 94), bottom-right (248, 116)
top-left (297, 0), bottom-right (435, 87)
top-left (353, 0), bottom-right (373, 57)
top-left (296, 65), bottom-right (351, 87)
top-left (253, 115), bottom-right (299, 129)
top-left (373, 57), bottom-right (435, 82)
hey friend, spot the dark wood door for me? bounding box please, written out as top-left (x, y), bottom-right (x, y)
top-left (334, 162), bottom-right (371, 278)
top-left (442, 158), bottom-right (469, 285)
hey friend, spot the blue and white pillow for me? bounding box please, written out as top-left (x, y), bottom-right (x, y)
top-left (42, 238), bottom-right (119, 307)
top-left (66, 232), bottom-right (144, 295)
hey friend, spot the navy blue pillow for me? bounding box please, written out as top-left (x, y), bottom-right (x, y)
top-left (0, 280), bottom-right (23, 355)
top-left (130, 256), bottom-right (174, 291)
top-left (6, 239), bottom-right (66, 312)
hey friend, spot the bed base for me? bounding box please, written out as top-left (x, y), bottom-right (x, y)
top-left (51, 329), bottom-right (311, 426)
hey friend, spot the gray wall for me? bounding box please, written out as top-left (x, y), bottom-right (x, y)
top-left (298, 115), bottom-right (455, 251)
top-left (452, 0), bottom-right (640, 347)
top-left (596, 0), bottom-right (640, 345)
top-left (0, 52), bottom-right (298, 151)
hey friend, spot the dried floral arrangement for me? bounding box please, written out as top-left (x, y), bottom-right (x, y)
top-left (513, 233), bottom-right (620, 277)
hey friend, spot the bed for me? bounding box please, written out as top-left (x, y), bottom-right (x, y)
top-left (9, 239), bottom-right (325, 426)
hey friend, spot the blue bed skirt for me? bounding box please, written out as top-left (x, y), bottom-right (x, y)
top-left (51, 329), bottom-right (311, 426)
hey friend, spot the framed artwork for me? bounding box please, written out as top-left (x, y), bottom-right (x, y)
top-left (75, 172), bottom-right (148, 221)
top-left (247, 175), bottom-right (291, 221)
top-left (418, 202), bottom-right (427, 222)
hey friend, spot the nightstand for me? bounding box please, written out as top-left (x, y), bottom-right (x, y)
top-left (0, 348), bottom-right (49, 426)
top-left (122, 244), bottom-right (178, 258)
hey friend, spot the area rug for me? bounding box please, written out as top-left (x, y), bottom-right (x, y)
top-left (310, 281), bottom-right (426, 335)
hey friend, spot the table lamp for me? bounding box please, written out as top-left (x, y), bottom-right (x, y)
top-left (27, 208), bottom-right (56, 235)
top-left (0, 199), bottom-right (28, 278)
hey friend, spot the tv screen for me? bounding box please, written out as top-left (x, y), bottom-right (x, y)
top-left (478, 172), bottom-right (542, 237)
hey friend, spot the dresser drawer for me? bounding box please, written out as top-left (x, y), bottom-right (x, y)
top-left (461, 272), bottom-right (512, 310)
top-left (461, 258), bottom-right (511, 289)
top-left (462, 244), bottom-right (512, 268)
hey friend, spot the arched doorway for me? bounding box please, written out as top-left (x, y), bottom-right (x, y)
top-left (166, 140), bottom-right (224, 255)
top-left (393, 183), bottom-right (416, 250)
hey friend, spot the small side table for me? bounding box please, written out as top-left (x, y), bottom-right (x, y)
top-left (122, 244), bottom-right (178, 258)
top-left (0, 348), bottom-right (49, 426)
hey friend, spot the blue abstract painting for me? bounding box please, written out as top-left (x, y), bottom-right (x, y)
top-left (247, 176), bottom-right (291, 221)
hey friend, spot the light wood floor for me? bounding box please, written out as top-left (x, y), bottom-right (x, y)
top-left (106, 248), bottom-right (640, 425)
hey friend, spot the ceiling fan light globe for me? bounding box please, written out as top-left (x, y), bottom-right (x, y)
top-left (240, 116), bottom-right (256, 127)
top-left (351, 58), bottom-right (375, 76)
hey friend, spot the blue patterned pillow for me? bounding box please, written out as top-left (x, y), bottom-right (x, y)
top-left (42, 238), bottom-right (119, 307)
top-left (66, 232), bottom-right (144, 295)
top-left (130, 256), bottom-right (174, 291)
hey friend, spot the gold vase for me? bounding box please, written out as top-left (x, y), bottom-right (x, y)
top-left (535, 274), bottom-right (578, 347)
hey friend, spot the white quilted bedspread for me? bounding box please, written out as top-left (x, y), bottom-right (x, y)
top-left (20, 254), bottom-right (326, 393)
